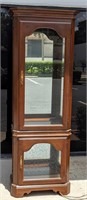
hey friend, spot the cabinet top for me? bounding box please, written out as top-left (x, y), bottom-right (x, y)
top-left (11, 7), bottom-right (78, 19)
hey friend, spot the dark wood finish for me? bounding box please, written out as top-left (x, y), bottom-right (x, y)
top-left (12, 7), bottom-right (76, 131)
top-left (11, 182), bottom-right (70, 197)
top-left (11, 7), bottom-right (77, 197)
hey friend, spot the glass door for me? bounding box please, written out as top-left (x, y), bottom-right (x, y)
top-left (24, 29), bottom-right (65, 126)
top-left (18, 137), bottom-right (68, 184)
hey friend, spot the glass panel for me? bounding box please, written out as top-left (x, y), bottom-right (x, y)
top-left (24, 143), bottom-right (61, 179)
top-left (24, 29), bottom-right (65, 125)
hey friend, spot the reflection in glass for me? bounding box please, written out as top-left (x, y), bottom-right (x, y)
top-left (24, 29), bottom-right (65, 125)
top-left (24, 143), bottom-right (61, 179)
top-left (1, 8), bottom-right (12, 135)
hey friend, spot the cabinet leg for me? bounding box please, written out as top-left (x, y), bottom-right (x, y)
top-left (11, 184), bottom-right (32, 198)
top-left (11, 184), bottom-right (23, 198)
top-left (59, 182), bottom-right (70, 195)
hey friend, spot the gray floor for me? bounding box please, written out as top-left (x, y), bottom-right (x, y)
top-left (0, 155), bottom-right (87, 200)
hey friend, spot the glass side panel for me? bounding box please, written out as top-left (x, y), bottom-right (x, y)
top-left (24, 143), bottom-right (61, 179)
top-left (24, 28), bottom-right (65, 126)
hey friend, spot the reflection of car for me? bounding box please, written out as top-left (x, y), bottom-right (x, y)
top-left (1, 67), bottom-right (7, 89)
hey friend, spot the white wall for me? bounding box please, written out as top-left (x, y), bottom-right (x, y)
top-left (0, 0), bottom-right (87, 8)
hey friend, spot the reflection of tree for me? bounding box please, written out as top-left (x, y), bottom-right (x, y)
top-left (1, 7), bottom-right (12, 143)
top-left (1, 8), bottom-right (12, 49)
top-left (1, 8), bottom-right (12, 69)
top-left (35, 29), bottom-right (63, 78)
top-left (75, 20), bottom-right (86, 44)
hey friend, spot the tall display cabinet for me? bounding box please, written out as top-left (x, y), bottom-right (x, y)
top-left (11, 7), bottom-right (77, 197)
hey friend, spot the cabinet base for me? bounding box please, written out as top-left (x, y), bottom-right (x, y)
top-left (11, 182), bottom-right (70, 197)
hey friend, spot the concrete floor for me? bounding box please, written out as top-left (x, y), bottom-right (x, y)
top-left (0, 155), bottom-right (87, 200)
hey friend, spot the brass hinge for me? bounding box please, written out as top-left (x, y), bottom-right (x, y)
top-left (20, 70), bottom-right (24, 85)
top-left (20, 155), bottom-right (23, 169)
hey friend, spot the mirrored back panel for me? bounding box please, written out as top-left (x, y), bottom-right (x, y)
top-left (24, 143), bottom-right (61, 180)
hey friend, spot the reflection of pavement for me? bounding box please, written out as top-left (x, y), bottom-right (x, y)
top-left (25, 77), bottom-right (52, 114)
top-left (72, 82), bottom-right (86, 134)
top-left (25, 76), bottom-right (86, 117)
top-left (25, 77), bottom-right (63, 117)
top-left (1, 89), bottom-right (7, 132)
top-left (72, 81), bottom-right (86, 142)
top-left (72, 82), bottom-right (86, 115)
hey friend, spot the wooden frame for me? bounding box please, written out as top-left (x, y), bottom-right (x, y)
top-left (11, 7), bottom-right (77, 197)
top-left (12, 7), bottom-right (76, 132)
top-left (11, 133), bottom-right (71, 197)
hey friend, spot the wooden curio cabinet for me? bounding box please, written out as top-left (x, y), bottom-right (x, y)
top-left (11, 7), bottom-right (77, 197)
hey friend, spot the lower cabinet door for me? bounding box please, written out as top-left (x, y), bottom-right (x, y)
top-left (17, 136), bottom-right (70, 185)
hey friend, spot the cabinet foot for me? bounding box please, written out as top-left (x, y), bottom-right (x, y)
top-left (59, 182), bottom-right (70, 195)
top-left (11, 184), bottom-right (24, 198)
top-left (11, 182), bottom-right (70, 198)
